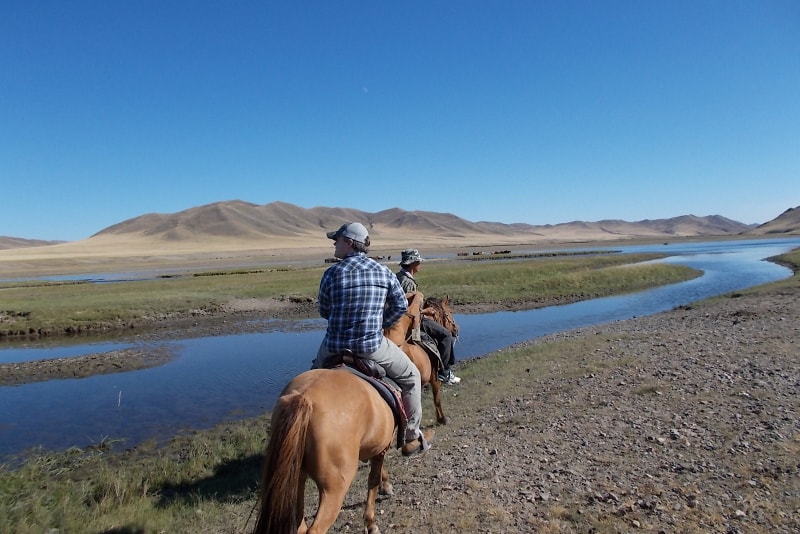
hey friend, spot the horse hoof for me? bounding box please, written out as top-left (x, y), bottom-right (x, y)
top-left (379, 483), bottom-right (394, 496)
top-left (438, 416), bottom-right (449, 425)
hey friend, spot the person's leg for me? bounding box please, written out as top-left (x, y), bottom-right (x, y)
top-left (422, 318), bottom-right (461, 384)
top-left (368, 337), bottom-right (426, 442)
top-left (421, 318), bottom-right (454, 369)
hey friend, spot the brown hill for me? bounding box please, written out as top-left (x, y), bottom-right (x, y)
top-left (0, 200), bottom-right (787, 261)
top-left (0, 236), bottom-right (64, 250)
top-left (94, 201), bottom-right (508, 242)
top-left (0, 201), bottom-right (792, 279)
top-left (748, 206), bottom-right (800, 235)
top-left (92, 200), bottom-right (753, 245)
top-left (537, 215), bottom-right (752, 240)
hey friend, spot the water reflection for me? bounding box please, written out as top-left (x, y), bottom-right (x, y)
top-left (1, 237), bottom-right (798, 459)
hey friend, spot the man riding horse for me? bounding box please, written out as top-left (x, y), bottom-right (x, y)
top-left (312, 222), bottom-right (435, 456)
top-left (396, 249), bottom-right (461, 385)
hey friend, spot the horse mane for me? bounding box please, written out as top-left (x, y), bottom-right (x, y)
top-left (422, 295), bottom-right (459, 337)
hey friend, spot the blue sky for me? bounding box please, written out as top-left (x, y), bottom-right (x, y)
top-left (2, 1), bottom-right (798, 241)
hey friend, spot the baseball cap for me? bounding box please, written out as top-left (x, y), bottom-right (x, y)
top-left (326, 222), bottom-right (369, 243)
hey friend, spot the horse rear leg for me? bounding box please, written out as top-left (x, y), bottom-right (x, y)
top-left (297, 473), bottom-right (308, 534)
top-left (379, 462), bottom-right (393, 496)
top-left (307, 460), bottom-right (358, 534)
top-left (364, 454), bottom-right (389, 534)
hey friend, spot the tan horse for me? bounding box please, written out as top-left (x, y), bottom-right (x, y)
top-left (253, 368), bottom-right (395, 534)
top-left (254, 293), bottom-right (458, 533)
top-left (384, 291), bottom-right (459, 425)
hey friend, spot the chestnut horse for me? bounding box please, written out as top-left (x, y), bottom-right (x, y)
top-left (253, 292), bottom-right (458, 534)
top-left (384, 291), bottom-right (459, 425)
top-left (253, 368), bottom-right (395, 534)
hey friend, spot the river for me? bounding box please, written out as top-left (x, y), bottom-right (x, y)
top-left (1, 237), bottom-right (798, 460)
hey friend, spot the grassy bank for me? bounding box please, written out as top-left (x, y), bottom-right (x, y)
top-left (0, 252), bottom-right (697, 338)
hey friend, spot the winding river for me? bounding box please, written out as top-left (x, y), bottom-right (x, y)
top-left (1, 237), bottom-right (798, 460)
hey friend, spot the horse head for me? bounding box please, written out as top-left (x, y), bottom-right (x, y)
top-left (423, 295), bottom-right (459, 338)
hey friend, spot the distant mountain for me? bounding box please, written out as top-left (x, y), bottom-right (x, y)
top-left (0, 236), bottom-right (65, 250)
top-left (538, 214), bottom-right (753, 240)
top-left (748, 206), bottom-right (800, 235)
top-left (4, 202), bottom-right (793, 252)
top-left (91, 200), bottom-right (754, 243)
top-left (92, 200), bottom-right (511, 241)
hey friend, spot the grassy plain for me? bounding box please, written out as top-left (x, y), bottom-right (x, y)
top-left (1, 252), bottom-right (697, 338)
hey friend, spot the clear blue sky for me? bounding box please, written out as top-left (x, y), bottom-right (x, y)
top-left (2, 1), bottom-right (798, 241)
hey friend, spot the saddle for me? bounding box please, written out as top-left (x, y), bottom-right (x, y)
top-left (402, 294), bottom-right (445, 373)
top-left (412, 330), bottom-right (445, 374)
top-left (324, 350), bottom-right (408, 449)
top-left (337, 350), bottom-right (385, 378)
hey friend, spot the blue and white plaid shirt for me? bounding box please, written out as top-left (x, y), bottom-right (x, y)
top-left (318, 253), bottom-right (407, 355)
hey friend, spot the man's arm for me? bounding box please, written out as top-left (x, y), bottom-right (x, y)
top-left (383, 275), bottom-right (408, 327)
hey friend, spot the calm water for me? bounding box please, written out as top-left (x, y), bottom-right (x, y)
top-left (1, 237), bottom-right (798, 459)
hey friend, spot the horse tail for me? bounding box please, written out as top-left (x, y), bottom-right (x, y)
top-left (253, 392), bottom-right (311, 534)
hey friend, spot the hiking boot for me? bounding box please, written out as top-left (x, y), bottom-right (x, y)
top-left (401, 429), bottom-right (435, 456)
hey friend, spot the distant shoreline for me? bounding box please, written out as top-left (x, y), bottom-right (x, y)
top-left (0, 234), bottom-right (775, 280)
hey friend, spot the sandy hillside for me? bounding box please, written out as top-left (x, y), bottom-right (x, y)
top-left (1, 201), bottom-right (795, 279)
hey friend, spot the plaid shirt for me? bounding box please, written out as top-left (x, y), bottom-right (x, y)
top-left (318, 253), bottom-right (408, 355)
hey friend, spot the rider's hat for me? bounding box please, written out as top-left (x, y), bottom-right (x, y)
top-left (400, 249), bottom-right (424, 266)
top-left (326, 222), bottom-right (369, 244)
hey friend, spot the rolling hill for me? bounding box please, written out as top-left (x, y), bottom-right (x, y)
top-left (2, 202), bottom-right (797, 257)
top-left (89, 200), bottom-right (755, 244)
top-left (0, 236), bottom-right (64, 250)
top-left (748, 206), bottom-right (800, 235)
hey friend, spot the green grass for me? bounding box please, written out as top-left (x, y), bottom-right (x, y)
top-left (0, 252), bottom-right (697, 337)
top-left (0, 265), bottom-right (326, 336)
top-left (0, 420), bottom-right (268, 533)
top-left (421, 253), bottom-right (699, 305)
